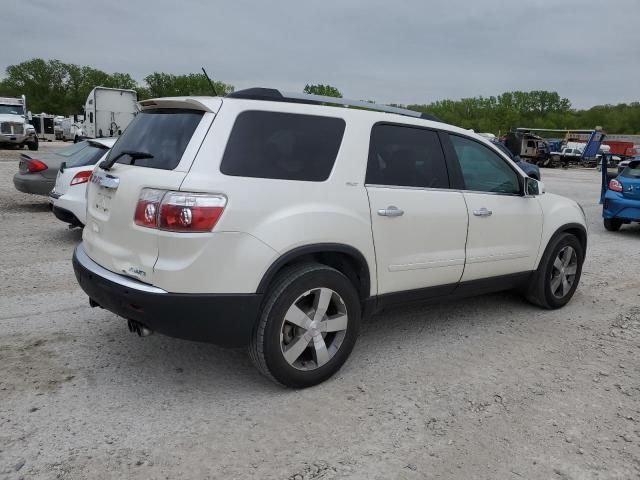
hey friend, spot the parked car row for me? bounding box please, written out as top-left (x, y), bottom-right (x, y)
top-left (13, 139), bottom-right (116, 226)
top-left (13, 88), bottom-right (589, 387)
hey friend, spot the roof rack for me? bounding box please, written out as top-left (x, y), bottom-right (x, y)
top-left (226, 87), bottom-right (441, 122)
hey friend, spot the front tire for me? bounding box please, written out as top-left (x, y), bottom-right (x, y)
top-left (604, 218), bottom-right (622, 232)
top-left (27, 138), bottom-right (38, 151)
top-left (249, 263), bottom-right (361, 388)
top-left (525, 233), bottom-right (584, 309)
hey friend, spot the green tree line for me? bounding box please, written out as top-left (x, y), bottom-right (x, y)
top-left (0, 58), bottom-right (233, 115)
top-left (1, 59), bottom-right (638, 134)
top-left (407, 91), bottom-right (640, 135)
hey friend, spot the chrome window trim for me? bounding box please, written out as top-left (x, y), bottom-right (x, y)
top-left (364, 183), bottom-right (524, 197)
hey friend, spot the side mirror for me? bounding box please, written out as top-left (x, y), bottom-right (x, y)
top-left (28, 111), bottom-right (33, 121)
top-left (525, 177), bottom-right (545, 196)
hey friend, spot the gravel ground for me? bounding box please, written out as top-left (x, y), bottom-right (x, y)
top-left (1, 142), bottom-right (639, 480)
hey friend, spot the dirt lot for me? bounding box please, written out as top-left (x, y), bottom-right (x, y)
top-left (1, 142), bottom-right (639, 480)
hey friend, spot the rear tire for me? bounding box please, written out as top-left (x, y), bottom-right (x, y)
top-left (604, 218), bottom-right (622, 232)
top-left (249, 263), bottom-right (361, 388)
top-left (525, 233), bottom-right (584, 309)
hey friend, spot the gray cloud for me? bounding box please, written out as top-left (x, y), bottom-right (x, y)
top-left (3, 0), bottom-right (639, 108)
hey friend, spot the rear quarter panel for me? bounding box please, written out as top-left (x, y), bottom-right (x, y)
top-left (177, 99), bottom-right (378, 295)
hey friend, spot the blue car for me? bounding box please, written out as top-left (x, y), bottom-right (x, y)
top-left (603, 160), bottom-right (640, 231)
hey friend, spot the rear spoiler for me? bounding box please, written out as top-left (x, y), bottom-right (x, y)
top-left (137, 97), bottom-right (221, 113)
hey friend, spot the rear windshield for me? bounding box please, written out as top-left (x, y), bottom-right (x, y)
top-left (55, 141), bottom-right (94, 158)
top-left (220, 111), bottom-right (345, 181)
top-left (65, 142), bottom-right (109, 167)
top-left (621, 162), bottom-right (640, 178)
top-left (105, 109), bottom-right (204, 170)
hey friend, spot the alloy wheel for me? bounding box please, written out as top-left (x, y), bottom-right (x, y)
top-left (550, 246), bottom-right (578, 298)
top-left (280, 287), bottom-right (349, 371)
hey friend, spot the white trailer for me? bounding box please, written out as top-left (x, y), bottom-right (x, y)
top-left (81, 87), bottom-right (137, 139)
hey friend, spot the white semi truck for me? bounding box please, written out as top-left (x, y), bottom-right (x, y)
top-left (0, 95), bottom-right (38, 150)
top-left (76, 87), bottom-right (138, 141)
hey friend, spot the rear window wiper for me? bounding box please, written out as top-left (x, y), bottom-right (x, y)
top-left (99, 150), bottom-right (154, 171)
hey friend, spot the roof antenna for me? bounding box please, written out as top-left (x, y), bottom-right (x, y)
top-left (201, 67), bottom-right (219, 96)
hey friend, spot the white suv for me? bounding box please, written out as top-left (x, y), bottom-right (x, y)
top-left (73, 88), bottom-right (588, 387)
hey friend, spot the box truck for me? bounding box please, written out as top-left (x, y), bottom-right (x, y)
top-left (78, 87), bottom-right (137, 140)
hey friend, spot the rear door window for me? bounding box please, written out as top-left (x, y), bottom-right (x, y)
top-left (220, 111), bottom-right (345, 181)
top-left (366, 124), bottom-right (449, 188)
top-left (105, 109), bottom-right (204, 170)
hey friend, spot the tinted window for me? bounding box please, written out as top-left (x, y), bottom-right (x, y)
top-left (220, 111), bottom-right (345, 181)
top-left (366, 124), bottom-right (449, 188)
top-left (89, 112), bottom-right (93, 123)
top-left (621, 162), bottom-right (640, 178)
top-left (54, 141), bottom-right (92, 158)
top-left (450, 135), bottom-right (521, 194)
top-left (106, 109), bottom-right (204, 170)
top-left (65, 142), bottom-right (109, 167)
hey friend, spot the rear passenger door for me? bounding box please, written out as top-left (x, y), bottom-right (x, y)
top-left (445, 134), bottom-right (543, 282)
top-left (366, 124), bottom-right (468, 296)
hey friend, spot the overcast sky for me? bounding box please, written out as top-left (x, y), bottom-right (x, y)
top-left (3, 0), bottom-right (639, 108)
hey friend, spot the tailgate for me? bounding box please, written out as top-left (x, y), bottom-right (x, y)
top-left (82, 103), bottom-right (218, 284)
top-left (621, 180), bottom-right (640, 200)
top-left (84, 166), bottom-right (187, 283)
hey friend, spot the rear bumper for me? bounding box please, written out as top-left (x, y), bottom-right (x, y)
top-left (52, 205), bottom-right (83, 226)
top-left (13, 173), bottom-right (54, 195)
top-left (603, 191), bottom-right (640, 221)
top-left (50, 190), bottom-right (86, 225)
top-left (72, 244), bottom-right (263, 347)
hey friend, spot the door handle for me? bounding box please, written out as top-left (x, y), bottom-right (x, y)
top-left (377, 206), bottom-right (404, 217)
top-left (473, 207), bottom-right (492, 217)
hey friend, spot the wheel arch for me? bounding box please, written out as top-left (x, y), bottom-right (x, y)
top-left (257, 244), bottom-right (372, 301)
top-left (539, 222), bottom-right (587, 265)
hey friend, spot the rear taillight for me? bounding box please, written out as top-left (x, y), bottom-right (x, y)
top-left (134, 189), bottom-right (226, 232)
top-left (134, 189), bottom-right (165, 228)
top-left (70, 170), bottom-right (92, 186)
top-left (26, 159), bottom-right (47, 173)
top-left (159, 192), bottom-right (226, 232)
top-left (609, 179), bottom-right (623, 192)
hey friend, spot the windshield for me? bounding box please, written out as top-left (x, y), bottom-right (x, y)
top-left (0, 104), bottom-right (24, 116)
top-left (105, 109), bottom-right (204, 170)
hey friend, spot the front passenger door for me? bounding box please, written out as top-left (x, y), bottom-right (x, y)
top-left (447, 134), bottom-right (543, 282)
